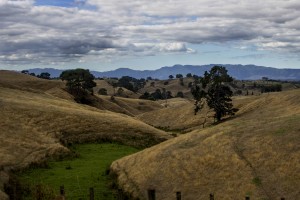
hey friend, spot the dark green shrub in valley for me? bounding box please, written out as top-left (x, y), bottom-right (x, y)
top-left (176, 91), bottom-right (184, 98)
top-left (261, 84), bottom-right (282, 93)
top-left (98, 88), bottom-right (108, 95)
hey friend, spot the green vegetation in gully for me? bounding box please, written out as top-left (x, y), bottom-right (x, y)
top-left (18, 143), bottom-right (139, 199)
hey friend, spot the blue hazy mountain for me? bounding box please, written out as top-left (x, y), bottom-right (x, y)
top-left (26, 64), bottom-right (300, 80)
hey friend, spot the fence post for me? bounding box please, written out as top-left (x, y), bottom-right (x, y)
top-left (117, 189), bottom-right (123, 200)
top-left (246, 196), bottom-right (250, 200)
top-left (89, 187), bottom-right (94, 200)
top-left (60, 185), bottom-right (65, 197)
top-left (281, 198), bottom-right (285, 200)
top-left (209, 193), bottom-right (214, 200)
top-left (176, 191), bottom-right (181, 200)
top-left (148, 189), bottom-right (156, 200)
top-left (36, 184), bottom-right (42, 200)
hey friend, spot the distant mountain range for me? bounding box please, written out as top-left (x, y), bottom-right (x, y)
top-left (25, 64), bottom-right (300, 80)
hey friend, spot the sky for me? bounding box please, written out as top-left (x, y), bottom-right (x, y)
top-left (0, 0), bottom-right (300, 71)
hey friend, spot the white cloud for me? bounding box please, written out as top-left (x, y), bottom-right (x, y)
top-left (0, 0), bottom-right (300, 66)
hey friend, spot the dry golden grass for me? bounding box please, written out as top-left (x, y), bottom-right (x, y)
top-left (140, 78), bottom-right (194, 98)
top-left (94, 79), bottom-right (141, 98)
top-left (0, 71), bottom-right (171, 173)
top-left (137, 98), bottom-right (214, 131)
top-left (0, 70), bottom-right (63, 92)
top-left (100, 95), bottom-right (164, 116)
top-left (1, 70), bottom-right (299, 199)
top-left (111, 90), bottom-right (300, 200)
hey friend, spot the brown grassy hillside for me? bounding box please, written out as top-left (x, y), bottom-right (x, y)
top-left (140, 78), bottom-right (194, 98)
top-left (0, 71), bottom-right (173, 199)
top-left (111, 90), bottom-right (300, 200)
top-left (137, 98), bottom-right (214, 131)
top-left (0, 70), bottom-right (171, 169)
top-left (0, 88), bottom-right (170, 170)
top-left (97, 95), bottom-right (163, 116)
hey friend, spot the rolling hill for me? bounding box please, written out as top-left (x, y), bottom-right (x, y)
top-left (111, 89), bottom-right (300, 200)
top-left (1, 69), bottom-right (299, 200)
top-left (0, 71), bottom-right (171, 199)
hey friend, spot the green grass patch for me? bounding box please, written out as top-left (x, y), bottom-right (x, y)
top-left (252, 177), bottom-right (262, 187)
top-left (273, 128), bottom-right (286, 136)
top-left (17, 143), bottom-right (139, 200)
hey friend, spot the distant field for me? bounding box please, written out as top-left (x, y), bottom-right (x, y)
top-left (17, 143), bottom-right (139, 200)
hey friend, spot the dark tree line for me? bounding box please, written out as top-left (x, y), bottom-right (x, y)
top-left (21, 70), bottom-right (50, 79)
top-left (139, 89), bottom-right (173, 101)
top-left (260, 84), bottom-right (282, 93)
top-left (117, 76), bottom-right (146, 93)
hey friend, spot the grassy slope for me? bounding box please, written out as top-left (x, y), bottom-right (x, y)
top-left (111, 90), bottom-right (300, 200)
top-left (0, 71), bottom-right (170, 171)
top-left (0, 71), bottom-right (171, 199)
top-left (136, 98), bottom-right (214, 131)
top-left (99, 95), bottom-right (163, 116)
top-left (140, 78), bottom-right (194, 99)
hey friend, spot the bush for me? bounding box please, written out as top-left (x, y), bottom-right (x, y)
top-left (98, 88), bottom-right (108, 95)
top-left (176, 91), bottom-right (184, 98)
top-left (261, 84), bottom-right (282, 93)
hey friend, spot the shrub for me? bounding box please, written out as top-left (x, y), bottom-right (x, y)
top-left (98, 88), bottom-right (108, 95)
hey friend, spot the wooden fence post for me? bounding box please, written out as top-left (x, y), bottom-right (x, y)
top-left (209, 193), bottom-right (214, 200)
top-left (246, 196), bottom-right (250, 200)
top-left (58, 185), bottom-right (65, 200)
top-left (60, 185), bottom-right (65, 197)
top-left (148, 189), bottom-right (156, 200)
top-left (89, 187), bottom-right (94, 200)
top-left (36, 184), bottom-right (42, 200)
top-left (176, 191), bottom-right (181, 200)
top-left (117, 189), bottom-right (123, 200)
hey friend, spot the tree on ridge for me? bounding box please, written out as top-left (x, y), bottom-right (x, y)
top-left (192, 66), bottom-right (238, 122)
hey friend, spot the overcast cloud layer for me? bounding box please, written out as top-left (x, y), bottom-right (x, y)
top-left (0, 0), bottom-right (300, 69)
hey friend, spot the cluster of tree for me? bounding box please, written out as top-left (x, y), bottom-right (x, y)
top-left (60, 68), bottom-right (96, 97)
top-left (21, 70), bottom-right (51, 79)
top-left (21, 70), bottom-right (35, 76)
top-left (191, 66), bottom-right (238, 122)
top-left (117, 76), bottom-right (146, 92)
top-left (139, 89), bottom-right (173, 101)
top-left (260, 84), bottom-right (282, 93)
top-left (168, 73), bottom-right (198, 79)
top-left (245, 81), bottom-right (283, 93)
top-left (37, 72), bottom-right (51, 79)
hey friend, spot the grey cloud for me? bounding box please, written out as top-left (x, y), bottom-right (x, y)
top-left (232, 54), bottom-right (267, 59)
top-left (1, 0), bottom-right (300, 66)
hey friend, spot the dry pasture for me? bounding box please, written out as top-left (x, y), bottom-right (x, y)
top-left (111, 90), bottom-right (300, 200)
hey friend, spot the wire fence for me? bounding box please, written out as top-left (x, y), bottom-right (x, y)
top-left (58, 185), bottom-right (117, 200)
top-left (146, 190), bottom-right (286, 200)
top-left (49, 187), bottom-right (287, 200)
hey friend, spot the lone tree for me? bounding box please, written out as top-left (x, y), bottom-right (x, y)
top-left (191, 66), bottom-right (238, 122)
top-left (60, 68), bottom-right (96, 96)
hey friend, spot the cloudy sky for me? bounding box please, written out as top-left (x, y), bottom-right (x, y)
top-left (0, 0), bottom-right (300, 71)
